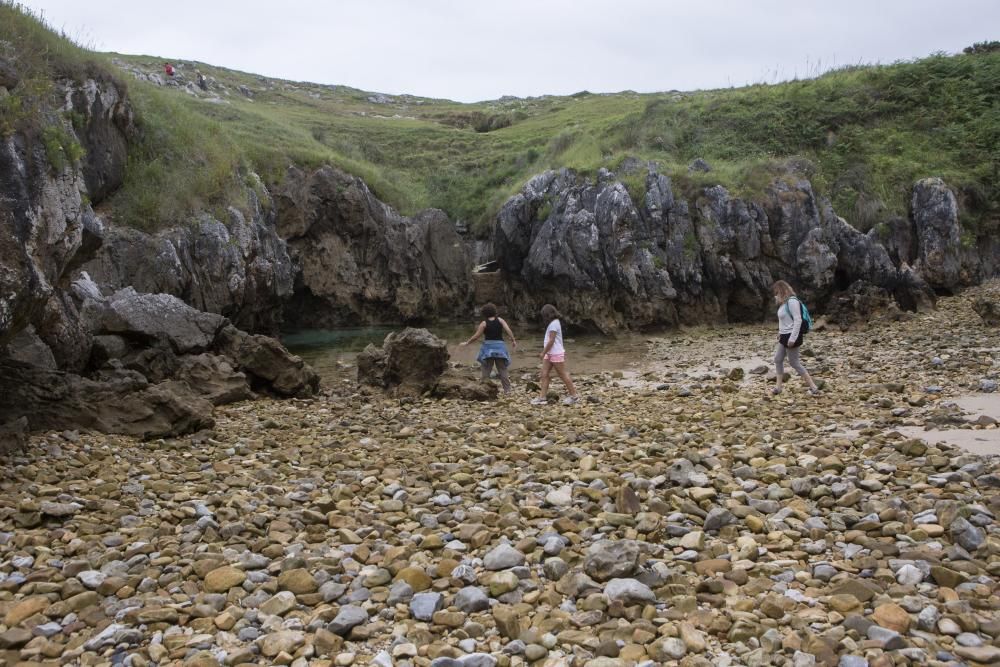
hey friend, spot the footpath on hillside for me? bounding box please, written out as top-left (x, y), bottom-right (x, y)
top-left (0, 287), bottom-right (997, 667)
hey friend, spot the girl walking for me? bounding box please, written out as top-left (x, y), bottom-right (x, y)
top-left (532, 304), bottom-right (580, 405)
top-left (460, 303), bottom-right (517, 394)
top-left (771, 280), bottom-right (821, 396)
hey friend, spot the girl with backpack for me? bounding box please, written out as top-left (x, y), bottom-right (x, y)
top-left (771, 280), bottom-right (822, 396)
top-left (460, 303), bottom-right (517, 394)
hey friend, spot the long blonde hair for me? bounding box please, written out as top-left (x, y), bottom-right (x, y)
top-left (772, 280), bottom-right (796, 302)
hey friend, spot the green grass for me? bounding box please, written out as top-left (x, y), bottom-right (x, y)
top-left (4, 3), bottom-right (999, 237)
top-left (0, 2), bottom-right (119, 136)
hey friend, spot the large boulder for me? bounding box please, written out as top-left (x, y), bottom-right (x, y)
top-left (81, 291), bottom-right (318, 399)
top-left (824, 281), bottom-right (907, 328)
top-left (0, 361), bottom-right (214, 439)
top-left (216, 325), bottom-right (319, 397)
top-left (357, 328), bottom-right (450, 396)
top-left (912, 177), bottom-right (962, 290)
top-left (82, 287), bottom-right (226, 354)
top-left (0, 286), bottom-right (318, 443)
top-left (357, 328), bottom-right (495, 400)
top-left (432, 371), bottom-right (499, 401)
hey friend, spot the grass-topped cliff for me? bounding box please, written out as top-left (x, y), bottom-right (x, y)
top-left (2, 2), bottom-right (998, 237)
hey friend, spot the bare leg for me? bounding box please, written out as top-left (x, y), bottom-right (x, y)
top-left (539, 360), bottom-right (552, 398)
top-left (480, 359), bottom-right (491, 382)
top-left (552, 362), bottom-right (578, 397)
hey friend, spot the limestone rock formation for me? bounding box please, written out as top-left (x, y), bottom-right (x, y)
top-left (492, 165), bottom-right (974, 332)
top-left (0, 75), bottom-right (318, 441)
top-left (911, 177), bottom-right (963, 289)
top-left (83, 194), bottom-right (294, 335)
top-left (0, 360), bottom-right (215, 439)
top-left (275, 166), bottom-right (473, 327)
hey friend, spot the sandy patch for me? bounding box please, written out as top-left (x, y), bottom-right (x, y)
top-left (897, 393), bottom-right (1000, 456)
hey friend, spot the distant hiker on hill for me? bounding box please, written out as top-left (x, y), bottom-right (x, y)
top-left (459, 303), bottom-right (517, 395)
top-left (771, 280), bottom-right (821, 397)
top-left (196, 70), bottom-right (208, 90)
top-left (164, 62), bottom-right (175, 77)
top-left (532, 304), bottom-right (580, 406)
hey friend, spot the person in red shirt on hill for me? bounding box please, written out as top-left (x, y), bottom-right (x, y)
top-left (164, 63), bottom-right (175, 77)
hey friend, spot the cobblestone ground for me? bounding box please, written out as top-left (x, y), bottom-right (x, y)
top-left (0, 286), bottom-right (997, 667)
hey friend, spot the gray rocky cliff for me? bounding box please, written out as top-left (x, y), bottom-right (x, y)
top-left (82, 185), bottom-right (294, 335)
top-left (0, 77), bottom-right (130, 363)
top-left (274, 165), bottom-right (473, 327)
top-left (492, 165), bottom-right (995, 332)
top-left (84, 165), bottom-right (475, 333)
top-left (0, 75), bottom-right (317, 444)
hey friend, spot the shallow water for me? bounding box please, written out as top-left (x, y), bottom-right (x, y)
top-left (282, 324), bottom-right (654, 386)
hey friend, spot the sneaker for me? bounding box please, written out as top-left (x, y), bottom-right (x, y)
top-left (771, 387), bottom-right (782, 395)
top-left (530, 397), bottom-right (548, 406)
top-left (808, 388), bottom-right (823, 396)
top-left (561, 395), bottom-right (580, 405)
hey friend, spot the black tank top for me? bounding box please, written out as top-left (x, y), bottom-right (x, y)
top-left (484, 318), bottom-right (503, 340)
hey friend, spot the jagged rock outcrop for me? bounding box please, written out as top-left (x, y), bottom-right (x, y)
top-left (2, 287), bottom-right (318, 438)
top-left (83, 189), bottom-right (294, 334)
top-left (869, 179), bottom-right (1000, 296)
top-left (81, 287), bottom-right (319, 397)
top-left (71, 78), bottom-right (132, 203)
top-left (492, 165), bottom-right (971, 332)
top-left (357, 328), bottom-right (496, 400)
top-left (0, 76), bottom-right (130, 359)
top-left (86, 164), bottom-right (476, 333)
top-left (0, 75), bottom-right (317, 440)
top-left (275, 166), bottom-right (473, 327)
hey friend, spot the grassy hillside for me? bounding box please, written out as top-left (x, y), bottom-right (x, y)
top-left (0, 2), bottom-right (121, 168)
top-left (2, 3), bottom-right (998, 237)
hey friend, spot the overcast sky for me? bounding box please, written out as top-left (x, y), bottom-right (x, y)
top-left (20, 0), bottom-right (1000, 102)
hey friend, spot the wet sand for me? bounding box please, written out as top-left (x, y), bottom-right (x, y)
top-left (898, 394), bottom-right (1000, 456)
